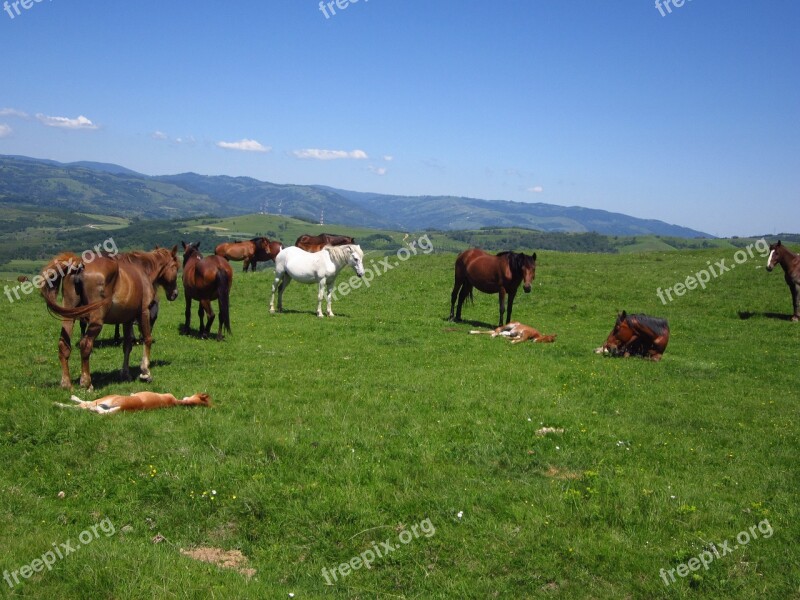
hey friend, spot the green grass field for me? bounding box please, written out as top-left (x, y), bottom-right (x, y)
top-left (0, 244), bottom-right (798, 599)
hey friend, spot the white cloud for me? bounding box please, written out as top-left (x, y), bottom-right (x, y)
top-left (0, 124), bottom-right (11, 138)
top-left (292, 148), bottom-right (369, 160)
top-left (383, 155), bottom-right (394, 162)
top-left (0, 108), bottom-right (28, 118)
top-left (151, 130), bottom-right (168, 141)
top-left (216, 138), bottom-right (270, 153)
top-left (527, 185), bottom-right (544, 193)
top-left (36, 114), bottom-right (98, 130)
top-left (369, 166), bottom-right (388, 176)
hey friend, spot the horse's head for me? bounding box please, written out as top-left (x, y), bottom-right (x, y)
top-left (348, 245), bottom-right (365, 277)
top-left (156, 245), bottom-right (180, 301)
top-left (597, 311), bottom-right (635, 355)
top-left (509, 252), bottom-right (536, 293)
top-left (183, 392), bottom-right (212, 407)
top-left (181, 241), bottom-right (202, 268)
top-left (766, 241), bottom-right (782, 272)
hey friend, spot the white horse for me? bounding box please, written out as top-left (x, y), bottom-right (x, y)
top-left (269, 244), bottom-right (365, 317)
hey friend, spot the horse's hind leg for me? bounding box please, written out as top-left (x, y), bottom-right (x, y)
top-left (269, 273), bottom-right (286, 314)
top-left (455, 284), bottom-right (472, 322)
top-left (183, 296), bottom-right (192, 334)
top-left (120, 322), bottom-right (134, 381)
top-left (78, 320), bottom-right (102, 390)
top-left (138, 313), bottom-right (154, 382)
top-left (498, 289), bottom-right (507, 327)
top-left (449, 281), bottom-right (462, 321)
top-left (200, 300), bottom-right (215, 339)
top-left (791, 282), bottom-right (799, 321)
top-left (58, 320), bottom-right (75, 389)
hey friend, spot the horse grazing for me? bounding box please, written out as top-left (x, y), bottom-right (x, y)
top-left (55, 391), bottom-right (211, 414)
top-left (215, 237), bottom-right (282, 272)
top-left (470, 321), bottom-right (556, 344)
top-left (449, 248), bottom-right (537, 327)
top-left (40, 247), bottom-right (180, 390)
top-left (295, 233), bottom-right (355, 253)
top-left (182, 242), bottom-right (234, 340)
top-left (595, 311), bottom-right (670, 361)
top-left (270, 244), bottom-right (364, 317)
top-left (766, 241), bottom-right (800, 321)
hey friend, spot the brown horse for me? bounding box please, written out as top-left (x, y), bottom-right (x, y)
top-left (295, 233), bottom-right (355, 253)
top-left (766, 241), bottom-right (800, 321)
top-left (55, 391), bottom-right (211, 414)
top-left (449, 248), bottom-right (537, 327)
top-left (595, 311), bottom-right (670, 361)
top-left (40, 247), bottom-right (180, 389)
top-left (470, 321), bottom-right (557, 344)
top-left (215, 237), bottom-right (281, 272)
top-left (182, 242), bottom-right (233, 340)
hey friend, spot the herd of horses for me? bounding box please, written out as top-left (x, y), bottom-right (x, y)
top-left (38, 234), bottom-right (800, 390)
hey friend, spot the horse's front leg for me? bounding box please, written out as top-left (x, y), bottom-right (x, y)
top-left (200, 300), bottom-right (215, 339)
top-left (791, 281), bottom-right (799, 321)
top-left (58, 319), bottom-right (75, 389)
top-left (498, 289), bottom-right (507, 327)
top-left (505, 289), bottom-right (517, 325)
top-left (138, 312), bottom-right (153, 382)
top-left (243, 257), bottom-right (251, 273)
top-left (325, 280), bottom-right (335, 317)
top-left (317, 279), bottom-right (326, 318)
top-left (183, 295), bottom-right (192, 333)
top-left (78, 320), bottom-right (102, 390)
top-left (121, 321), bottom-right (134, 381)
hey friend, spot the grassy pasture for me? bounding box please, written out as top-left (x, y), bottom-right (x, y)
top-left (0, 245), bottom-right (798, 599)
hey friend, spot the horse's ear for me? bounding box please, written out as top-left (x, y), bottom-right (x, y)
top-left (181, 241), bottom-right (187, 250)
top-left (620, 310), bottom-right (627, 319)
top-left (154, 244), bottom-right (160, 250)
top-left (777, 240), bottom-right (782, 247)
top-left (532, 252), bottom-right (537, 262)
top-left (171, 244), bottom-right (178, 256)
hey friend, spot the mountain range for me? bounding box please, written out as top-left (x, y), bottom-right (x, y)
top-left (0, 155), bottom-right (711, 237)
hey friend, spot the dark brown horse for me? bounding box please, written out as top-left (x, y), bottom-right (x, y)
top-left (449, 248), bottom-right (537, 327)
top-left (595, 311), bottom-right (670, 361)
top-left (40, 247), bottom-right (180, 389)
top-left (182, 242), bottom-right (233, 340)
top-left (766, 241), bottom-right (800, 321)
top-left (215, 237), bottom-right (282, 272)
top-left (295, 233), bottom-right (355, 253)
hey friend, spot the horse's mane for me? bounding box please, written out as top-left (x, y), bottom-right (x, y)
top-left (324, 244), bottom-right (361, 264)
top-left (626, 313), bottom-right (669, 337)
top-left (250, 237), bottom-right (267, 245)
top-left (497, 251), bottom-right (532, 276)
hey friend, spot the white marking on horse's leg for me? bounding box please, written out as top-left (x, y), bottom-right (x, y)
top-left (326, 282), bottom-right (335, 317)
top-left (70, 395), bottom-right (82, 403)
top-left (317, 280), bottom-right (325, 318)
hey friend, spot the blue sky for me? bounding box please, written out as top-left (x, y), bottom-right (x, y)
top-left (1, 0), bottom-right (798, 237)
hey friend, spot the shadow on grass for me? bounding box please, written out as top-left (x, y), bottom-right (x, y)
top-left (738, 311), bottom-right (794, 321)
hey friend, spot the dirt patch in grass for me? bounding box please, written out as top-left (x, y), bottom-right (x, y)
top-left (180, 547), bottom-right (256, 579)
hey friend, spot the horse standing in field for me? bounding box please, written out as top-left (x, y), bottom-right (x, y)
top-left (215, 237), bottom-right (282, 272)
top-left (595, 311), bottom-right (670, 361)
top-left (40, 247), bottom-right (180, 390)
top-left (295, 233), bottom-right (355, 253)
top-left (766, 241), bottom-right (800, 321)
top-left (182, 242), bottom-right (233, 340)
top-left (270, 244), bottom-right (364, 317)
top-left (449, 248), bottom-right (537, 327)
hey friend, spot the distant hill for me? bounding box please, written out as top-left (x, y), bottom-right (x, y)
top-left (0, 154), bottom-right (711, 237)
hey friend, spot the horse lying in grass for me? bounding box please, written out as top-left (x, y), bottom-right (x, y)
top-left (55, 391), bottom-right (211, 414)
top-left (470, 322), bottom-right (557, 344)
top-left (595, 311), bottom-right (669, 361)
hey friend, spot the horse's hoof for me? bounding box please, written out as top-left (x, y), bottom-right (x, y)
top-left (792, 316), bottom-right (799, 322)
top-left (139, 373), bottom-right (153, 383)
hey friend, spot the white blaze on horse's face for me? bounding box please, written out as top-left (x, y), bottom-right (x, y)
top-left (766, 249), bottom-right (775, 271)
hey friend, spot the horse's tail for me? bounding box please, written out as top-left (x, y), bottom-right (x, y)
top-left (39, 252), bottom-right (83, 304)
top-left (42, 291), bottom-right (113, 321)
top-left (216, 269), bottom-right (232, 334)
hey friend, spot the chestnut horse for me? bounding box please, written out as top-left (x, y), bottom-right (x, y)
top-left (449, 249), bottom-right (537, 327)
top-left (595, 311), bottom-right (670, 361)
top-left (295, 233), bottom-right (355, 253)
top-left (40, 247), bottom-right (180, 389)
top-left (766, 241), bottom-right (800, 321)
top-left (55, 391), bottom-right (211, 414)
top-left (182, 242), bottom-right (233, 340)
top-left (215, 237), bottom-right (281, 272)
